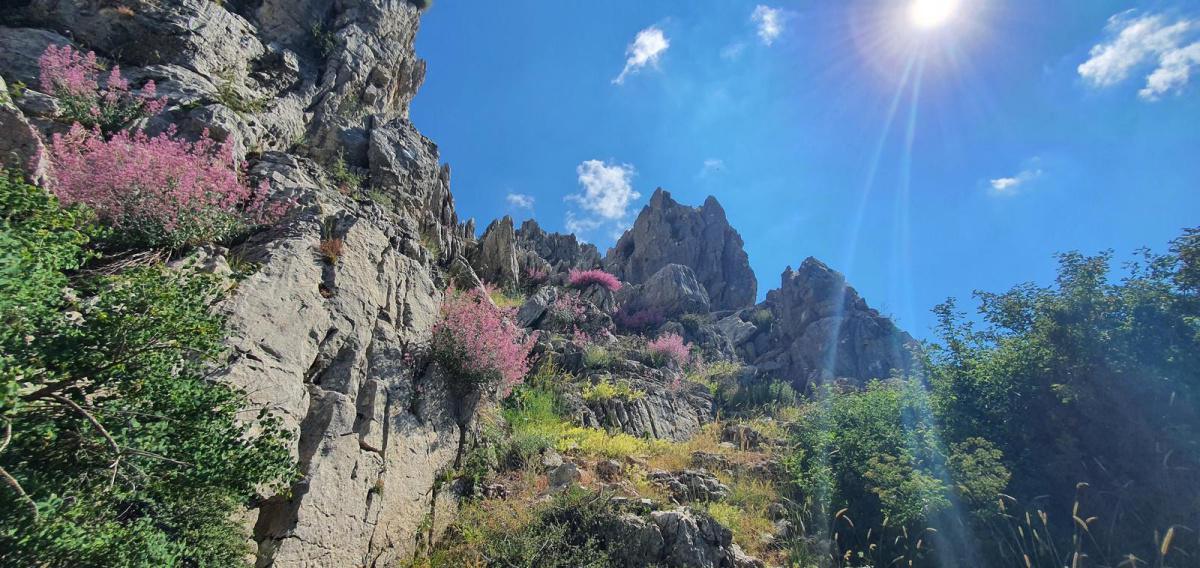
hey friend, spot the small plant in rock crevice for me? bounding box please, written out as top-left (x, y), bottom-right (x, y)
top-left (317, 237), bottom-right (343, 264)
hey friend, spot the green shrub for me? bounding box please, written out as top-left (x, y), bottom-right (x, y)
top-left (748, 308), bottom-right (773, 328)
top-left (502, 384), bottom-right (567, 467)
top-left (582, 344), bottom-right (613, 369)
top-left (0, 172), bottom-right (294, 565)
top-left (216, 72), bottom-right (268, 114)
top-left (784, 380), bottom-right (1008, 563)
top-left (679, 312), bottom-right (710, 333)
top-left (431, 489), bottom-right (620, 567)
top-left (581, 377), bottom-right (646, 403)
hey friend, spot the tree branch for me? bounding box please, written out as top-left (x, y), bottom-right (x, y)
top-left (49, 394), bottom-right (122, 486)
top-left (0, 466), bottom-right (37, 520)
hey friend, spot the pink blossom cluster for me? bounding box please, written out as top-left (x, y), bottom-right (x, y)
top-left (523, 265), bottom-right (549, 286)
top-left (47, 123), bottom-right (288, 248)
top-left (549, 291), bottom-right (588, 325)
top-left (614, 305), bottom-right (665, 332)
top-left (431, 287), bottom-right (538, 397)
top-left (568, 268), bottom-right (622, 292)
top-left (39, 44), bottom-right (166, 131)
top-left (646, 333), bottom-right (691, 368)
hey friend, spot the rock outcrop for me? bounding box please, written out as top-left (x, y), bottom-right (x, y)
top-left (515, 218), bottom-right (601, 275)
top-left (470, 215), bottom-right (519, 288)
top-left (733, 258), bottom-right (916, 389)
top-left (617, 263), bottom-right (711, 320)
top-left (606, 189), bottom-right (756, 311)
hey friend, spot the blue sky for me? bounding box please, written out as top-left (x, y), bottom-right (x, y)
top-left (411, 1), bottom-right (1200, 339)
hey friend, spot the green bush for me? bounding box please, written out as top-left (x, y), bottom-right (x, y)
top-left (582, 344), bottom-right (613, 369)
top-left (432, 489), bottom-right (620, 567)
top-left (581, 377), bottom-right (645, 403)
top-left (0, 172), bottom-right (294, 566)
top-left (923, 237), bottom-right (1200, 563)
top-left (784, 380), bottom-right (1008, 562)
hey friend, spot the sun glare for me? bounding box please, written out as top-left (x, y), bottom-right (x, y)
top-left (909, 0), bottom-right (959, 29)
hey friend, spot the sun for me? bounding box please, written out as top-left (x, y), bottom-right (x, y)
top-left (909, 0), bottom-right (960, 29)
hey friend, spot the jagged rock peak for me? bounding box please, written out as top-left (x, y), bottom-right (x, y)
top-left (471, 215), bottom-right (520, 288)
top-left (515, 218), bottom-right (602, 273)
top-left (605, 188), bottom-right (757, 311)
top-left (749, 257), bottom-right (916, 388)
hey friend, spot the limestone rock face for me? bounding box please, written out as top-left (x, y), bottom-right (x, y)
top-left (0, 2), bottom-right (480, 566)
top-left (571, 362), bottom-right (714, 442)
top-left (470, 215), bottom-right (520, 288)
top-left (651, 508), bottom-right (764, 568)
top-left (743, 257), bottom-right (916, 389)
top-left (605, 189), bottom-right (756, 311)
top-left (0, 77), bottom-right (48, 183)
top-left (648, 469), bottom-right (731, 504)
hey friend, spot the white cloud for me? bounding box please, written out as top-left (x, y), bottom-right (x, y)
top-left (505, 193), bottom-right (534, 210)
top-left (1078, 11), bottom-right (1200, 101)
top-left (720, 42), bottom-right (746, 61)
top-left (752, 5), bottom-right (785, 46)
top-left (564, 212), bottom-right (601, 236)
top-left (613, 26), bottom-right (670, 85)
top-left (568, 160), bottom-right (640, 219)
top-left (565, 160), bottom-right (642, 240)
top-left (988, 167), bottom-right (1042, 195)
top-left (699, 158), bottom-right (726, 177)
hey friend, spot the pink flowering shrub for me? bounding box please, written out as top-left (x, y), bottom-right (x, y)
top-left (614, 305), bottom-right (665, 333)
top-left (47, 123), bottom-right (288, 248)
top-left (549, 292), bottom-right (588, 327)
top-left (431, 287), bottom-right (538, 397)
top-left (523, 265), bottom-right (549, 287)
top-left (39, 44), bottom-right (166, 132)
top-left (568, 268), bottom-right (621, 292)
top-left (645, 333), bottom-right (691, 368)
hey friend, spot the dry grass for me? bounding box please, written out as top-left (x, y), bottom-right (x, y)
top-left (316, 237), bottom-right (344, 264)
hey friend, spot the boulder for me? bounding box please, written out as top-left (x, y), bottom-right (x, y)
top-left (651, 508), bottom-right (764, 568)
top-left (648, 470), bottom-right (730, 504)
top-left (549, 462), bottom-right (581, 490)
top-left (605, 189), bottom-right (756, 311)
top-left (516, 286), bottom-right (558, 328)
top-left (618, 263), bottom-right (711, 319)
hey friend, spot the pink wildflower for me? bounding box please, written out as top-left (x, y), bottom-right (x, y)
top-left (37, 44), bottom-right (166, 131)
top-left (523, 265), bottom-right (549, 286)
top-left (47, 123), bottom-right (288, 248)
top-left (646, 333), bottom-right (691, 368)
top-left (431, 287), bottom-right (538, 397)
top-left (39, 44), bottom-right (99, 96)
top-left (568, 268), bottom-right (622, 292)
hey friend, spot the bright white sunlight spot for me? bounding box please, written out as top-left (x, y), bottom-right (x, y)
top-left (909, 0), bottom-right (960, 29)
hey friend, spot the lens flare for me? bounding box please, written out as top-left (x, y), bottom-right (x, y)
top-left (910, 0), bottom-right (959, 29)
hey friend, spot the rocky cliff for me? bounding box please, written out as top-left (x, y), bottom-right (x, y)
top-left (2, 1), bottom-right (474, 566)
top-left (606, 188), bottom-right (758, 311)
